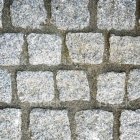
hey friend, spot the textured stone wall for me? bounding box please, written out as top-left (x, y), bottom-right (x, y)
top-left (0, 0), bottom-right (140, 140)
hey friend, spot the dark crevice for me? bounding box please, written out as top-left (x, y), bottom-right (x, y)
top-left (21, 106), bottom-right (31, 140)
top-left (2, 0), bottom-right (14, 30)
top-left (43, 0), bottom-right (51, 19)
top-left (136, 0), bottom-right (140, 27)
top-left (113, 110), bottom-right (121, 140)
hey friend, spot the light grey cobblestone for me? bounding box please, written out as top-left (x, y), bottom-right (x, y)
top-left (17, 71), bottom-right (54, 104)
top-left (127, 69), bottom-right (140, 101)
top-left (56, 70), bottom-right (90, 101)
top-left (30, 109), bottom-right (71, 140)
top-left (75, 110), bottom-right (113, 140)
top-left (11, 0), bottom-right (47, 29)
top-left (97, 0), bottom-right (136, 30)
top-left (97, 72), bottom-right (126, 104)
top-left (0, 69), bottom-right (12, 103)
top-left (120, 110), bottom-right (140, 140)
top-left (0, 33), bottom-right (24, 65)
top-left (0, 0), bottom-right (3, 28)
top-left (109, 35), bottom-right (140, 65)
top-left (27, 33), bottom-right (62, 65)
top-left (51, 0), bottom-right (90, 30)
top-left (66, 33), bottom-right (104, 64)
top-left (0, 109), bottom-right (21, 140)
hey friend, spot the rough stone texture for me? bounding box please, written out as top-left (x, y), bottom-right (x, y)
top-left (0, 33), bottom-right (24, 65)
top-left (66, 33), bottom-right (104, 64)
top-left (120, 110), bottom-right (140, 140)
top-left (109, 35), bottom-right (140, 65)
top-left (75, 110), bottom-right (113, 140)
top-left (17, 71), bottom-right (54, 104)
top-left (30, 109), bottom-right (71, 140)
top-left (27, 33), bottom-right (62, 65)
top-left (11, 0), bottom-right (47, 29)
top-left (127, 69), bottom-right (140, 101)
top-left (51, 0), bottom-right (90, 30)
top-left (56, 70), bottom-right (90, 101)
top-left (0, 0), bottom-right (3, 28)
top-left (97, 72), bottom-right (126, 104)
top-left (0, 69), bottom-right (12, 103)
top-left (0, 109), bottom-right (21, 140)
top-left (97, 0), bottom-right (136, 30)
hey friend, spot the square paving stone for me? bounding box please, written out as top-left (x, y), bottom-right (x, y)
top-left (17, 71), bottom-right (54, 104)
top-left (97, 72), bottom-right (126, 104)
top-left (51, 0), bottom-right (90, 30)
top-left (0, 109), bottom-right (21, 140)
top-left (56, 70), bottom-right (90, 101)
top-left (11, 0), bottom-right (47, 29)
top-left (30, 109), bottom-right (71, 140)
top-left (75, 110), bottom-right (113, 140)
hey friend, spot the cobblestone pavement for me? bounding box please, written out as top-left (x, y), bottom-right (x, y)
top-left (0, 0), bottom-right (140, 140)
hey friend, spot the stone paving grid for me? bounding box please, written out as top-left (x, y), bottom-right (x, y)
top-left (0, 0), bottom-right (140, 140)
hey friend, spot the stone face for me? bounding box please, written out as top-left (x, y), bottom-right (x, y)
top-left (66, 33), bottom-right (104, 64)
top-left (109, 35), bottom-right (140, 65)
top-left (0, 33), bottom-right (24, 65)
top-left (0, 69), bottom-right (12, 103)
top-left (127, 69), bottom-right (140, 101)
top-left (97, 72), bottom-right (126, 104)
top-left (120, 110), bottom-right (140, 140)
top-left (56, 70), bottom-right (90, 101)
top-left (30, 109), bottom-right (71, 140)
top-left (27, 34), bottom-right (62, 65)
top-left (97, 0), bottom-right (136, 30)
top-left (0, 109), bottom-right (21, 140)
top-left (17, 71), bottom-right (54, 104)
top-left (51, 0), bottom-right (90, 30)
top-left (0, 0), bottom-right (3, 28)
top-left (75, 110), bottom-right (113, 140)
top-left (11, 0), bottom-right (47, 29)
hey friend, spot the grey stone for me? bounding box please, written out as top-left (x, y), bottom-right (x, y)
top-left (56, 70), bottom-right (90, 101)
top-left (0, 0), bottom-right (3, 28)
top-left (0, 109), bottom-right (21, 140)
top-left (0, 33), bottom-right (24, 65)
top-left (75, 110), bottom-right (113, 140)
top-left (11, 0), bottom-right (47, 29)
top-left (97, 72), bottom-right (126, 104)
top-left (97, 0), bottom-right (136, 30)
top-left (30, 109), bottom-right (71, 140)
top-left (27, 33), bottom-right (62, 65)
top-left (17, 71), bottom-right (54, 104)
top-left (51, 0), bottom-right (90, 30)
top-left (66, 33), bottom-right (104, 64)
top-left (120, 110), bottom-right (140, 140)
top-left (109, 35), bottom-right (140, 65)
top-left (0, 69), bottom-right (12, 103)
top-left (127, 69), bottom-right (140, 101)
